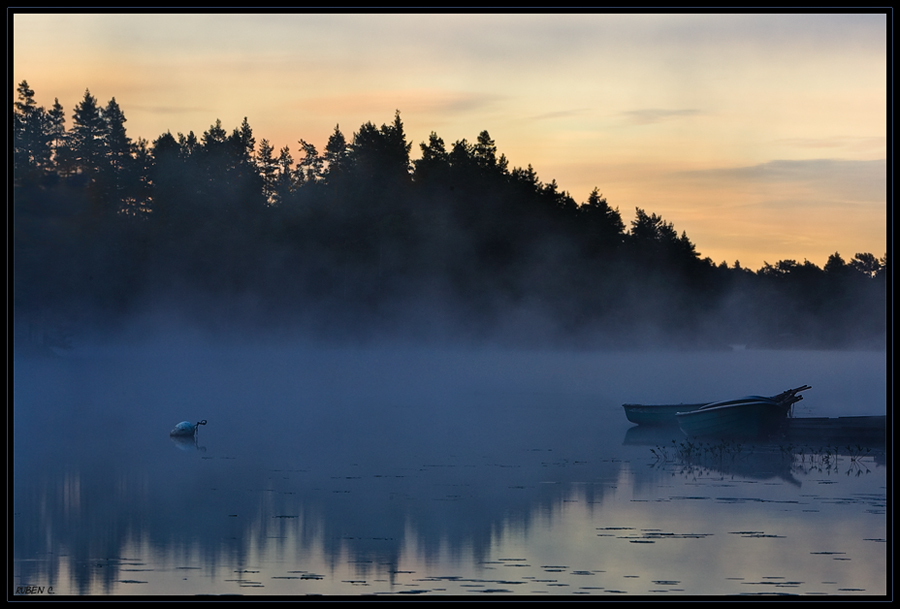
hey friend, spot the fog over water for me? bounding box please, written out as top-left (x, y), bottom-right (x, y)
top-left (17, 328), bottom-right (886, 417)
top-left (13, 328), bottom-right (887, 596)
top-left (14, 331), bottom-right (887, 482)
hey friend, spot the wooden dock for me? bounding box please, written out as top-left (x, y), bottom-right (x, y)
top-left (782, 415), bottom-right (886, 445)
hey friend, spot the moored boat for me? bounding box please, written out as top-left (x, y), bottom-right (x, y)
top-left (622, 402), bottom-right (708, 426)
top-left (675, 397), bottom-right (792, 439)
top-left (623, 385), bottom-right (810, 427)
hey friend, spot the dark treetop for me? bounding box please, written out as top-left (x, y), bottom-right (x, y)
top-left (13, 82), bottom-right (887, 351)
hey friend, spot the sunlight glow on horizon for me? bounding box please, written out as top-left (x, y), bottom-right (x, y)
top-left (12, 12), bottom-right (887, 270)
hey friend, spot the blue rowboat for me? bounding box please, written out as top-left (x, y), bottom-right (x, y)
top-left (622, 402), bottom-right (708, 426)
top-left (676, 397), bottom-right (792, 439)
top-left (623, 385), bottom-right (810, 427)
top-left (623, 396), bottom-right (772, 426)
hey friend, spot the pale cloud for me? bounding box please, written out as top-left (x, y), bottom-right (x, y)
top-left (127, 104), bottom-right (212, 115)
top-left (294, 90), bottom-right (504, 119)
top-left (676, 159), bottom-right (886, 203)
top-left (528, 109), bottom-right (592, 122)
top-left (619, 108), bottom-right (704, 126)
top-left (776, 136), bottom-right (886, 155)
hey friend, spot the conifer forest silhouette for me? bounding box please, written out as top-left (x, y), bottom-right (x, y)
top-left (13, 82), bottom-right (887, 351)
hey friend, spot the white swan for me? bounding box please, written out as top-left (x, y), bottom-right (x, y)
top-left (170, 419), bottom-right (207, 437)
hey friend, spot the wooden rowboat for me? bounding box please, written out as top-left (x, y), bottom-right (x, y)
top-left (623, 385), bottom-right (810, 427)
top-left (622, 402), bottom-right (708, 426)
top-left (675, 397), bottom-right (791, 439)
top-left (675, 385), bottom-right (811, 438)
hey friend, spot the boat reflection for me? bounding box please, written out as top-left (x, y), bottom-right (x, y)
top-left (624, 419), bottom-right (887, 486)
top-left (780, 415), bottom-right (886, 447)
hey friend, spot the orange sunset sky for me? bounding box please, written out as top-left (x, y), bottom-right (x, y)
top-left (12, 12), bottom-right (887, 271)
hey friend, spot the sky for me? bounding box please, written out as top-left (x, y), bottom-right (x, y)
top-left (11, 12), bottom-right (887, 271)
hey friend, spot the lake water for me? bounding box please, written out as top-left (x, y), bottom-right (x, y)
top-left (13, 342), bottom-right (887, 597)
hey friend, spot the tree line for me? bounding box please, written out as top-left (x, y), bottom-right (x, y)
top-left (13, 81), bottom-right (887, 350)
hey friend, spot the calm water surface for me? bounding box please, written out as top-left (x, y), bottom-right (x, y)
top-left (13, 344), bottom-right (887, 597)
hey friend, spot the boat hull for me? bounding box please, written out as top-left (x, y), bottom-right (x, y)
top-left (623, 396), bottom-right (777, 427)
top-left (676, 401), bottom-right (791, 439)
top-left (622, 403), bottom-right (707, 426)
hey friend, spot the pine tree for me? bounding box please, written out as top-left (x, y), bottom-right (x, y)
top-left (71, 89), bottom-right (106, 178)
top-left (101, 97), bottom-right (133, 207)
top-left (274, 145), bottom-right (295, 204)
top-left (46, 98), bottom-right (73, 176)
top-left (473, 130), bottom-right (497, 170)
top-left (256, 138), bottom-right (278, 204)
top-left (295, 139), bottom-right (323, 184)
top-left (413, 132), bottom-right (450, 184)
top-left (323, 125), bottom-right (348, 180)
top-left (102, 98), bottom-right (131, 168)
top-left (202, 119), bottom-right (228, 152)
top-left (580, 188), bottom-right (625, 254)
top-left (13, 80), bottom-right (51, 182)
